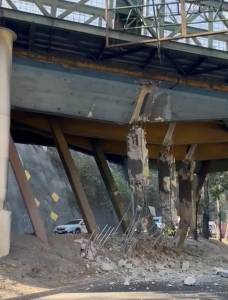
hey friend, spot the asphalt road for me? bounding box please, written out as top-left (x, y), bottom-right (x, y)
top-left (6, 280), bottom-right (228, 300)
top-left (36, 291), bottom-right (228, 300)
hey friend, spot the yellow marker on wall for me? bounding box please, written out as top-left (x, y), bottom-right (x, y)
top-left (25, 170), bottom-right (31, 181)
top-left (34, 197), bottom-right (40, 208)
top-left (50, 211), bottom-right (58, 222)
top-left (51, 192), bottom-right (59, 203)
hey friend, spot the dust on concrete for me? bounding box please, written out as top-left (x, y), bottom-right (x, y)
top-left (0, 234), bottom-right (227, 298)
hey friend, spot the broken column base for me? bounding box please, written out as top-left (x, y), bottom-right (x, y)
top-left (0, 209), bottom-right (11, 257)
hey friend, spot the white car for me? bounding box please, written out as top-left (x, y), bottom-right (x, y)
top-left (209, 221), bottom-right (217, 237)
top-left (54, 219), bottom-right (86, 234)
top-left (153, 216), bottom-right (164, 229)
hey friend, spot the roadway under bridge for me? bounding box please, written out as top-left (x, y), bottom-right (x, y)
top-left (0, 0), bottom-right (228, 255)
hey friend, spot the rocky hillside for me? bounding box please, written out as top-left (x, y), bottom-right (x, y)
top-left (6, 144), bottom-right (160, 234)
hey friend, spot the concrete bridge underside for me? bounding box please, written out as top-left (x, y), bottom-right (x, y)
top-left (1, 6), bottom-right (227, 165)
top-left (0, 2), bottom-right (228, 256)
top-left (10, 56), bottom-right (228, 165)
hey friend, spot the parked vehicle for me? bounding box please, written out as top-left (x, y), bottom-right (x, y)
top-left (153, 216), bottom-right (164, 229)
top-left (209, 221), bottom-right (217, 238)
top-left (54, 219), bottom-right (86, 234)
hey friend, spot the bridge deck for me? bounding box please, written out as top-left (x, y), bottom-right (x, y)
top-left (0, 3), bottom-right (227, 167)
top-left (1, 6), bottom-right (228, 91)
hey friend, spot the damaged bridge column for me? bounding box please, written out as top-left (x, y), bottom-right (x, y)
top-left (158, 123), bottom-right (178, 227)
top-left (0, 28), bottom-right (16, 257)
top-left (175, 144), bottom-right (198, 248)
top-left (127, 124), bottom-right (149, 232)
top-left (9, 136), bottom-right (48, 245)
top-left (158, 146), bottom-right (178, 227)
top-left (126, 85), bottom-right (152, 232)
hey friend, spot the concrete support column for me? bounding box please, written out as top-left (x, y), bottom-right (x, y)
top-left (0, 27), bottom-right (16, 257)
top-left (158, 147), bottom-right (178, 227)
top-left (50, 120), bottom-right (98, 234)
top-left (92, 140), bottom-right (128, 232)
top-left (176, 159), bottom-right (196, 248)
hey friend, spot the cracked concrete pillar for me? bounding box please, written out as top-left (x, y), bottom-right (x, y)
top-left (0, 27), bottom-right (16, 257)
top-left (176, 159), bottom-right (196, 248)
top-left (158, 147), bottom-right (178, 227)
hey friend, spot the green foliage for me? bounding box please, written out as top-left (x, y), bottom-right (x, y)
top-left (209, 172), bottom-right (228, 201)
top-left (110, 163), bottom-right (131, 200)
top-left (208, 171), bottom-right (228, 222)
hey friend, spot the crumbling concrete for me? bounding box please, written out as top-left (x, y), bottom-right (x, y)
top-left (127, 124), bottom-right (149, 193)
top-left (127, 124), bottom-right (150, 231)
top-left (158, 146), bottom-right (178, 226)
top-left (0, 233), bottom-right (228, 298)
top-left (215, 268), bottom-right (228, 278)
top-left (184, 276), bottom-right (196, 286)
top-left (175, 158), bottom-right (196, 248)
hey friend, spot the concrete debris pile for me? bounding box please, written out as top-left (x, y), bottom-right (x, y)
top-left (184, 276), bottom-right (196, 286)
top-left (76, 238), bottom-right (97, 261)
top-left (0, 234), bottom-right (227, 298)
top-left (75, 233), bottom-right (228, 286)
top-left (215, 268), bottom-right (228, 278)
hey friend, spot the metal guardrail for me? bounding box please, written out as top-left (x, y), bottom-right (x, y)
top-left (0, 0), bottom-right (227, 51)
top-left (0, 0), bottom-right (106, 26)
top-left (106, 0), bottom-right (228, 50)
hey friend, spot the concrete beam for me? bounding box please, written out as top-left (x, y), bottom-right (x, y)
top-left (11, 59), bottom-right (228, 123)
top-left (13, 49), bottom-right (228, 94)
top-left (12, 112), bottom-right (228, 146)
top-left (50, 119), bottom-right (98, 233)
top-left (92, 141), bottom-right (128, 232)
top-left (9, 136), bottom-right (48, 245)
top-left (56, 137), bottom-right (228, 162)
top-left (10, 111), bottom-right (228, 162)
top-left (10, 113), bottom-right (228, 169)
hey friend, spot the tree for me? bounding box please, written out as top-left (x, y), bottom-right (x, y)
top-left (208, 172), bottom-right (228, 241)
top-left (202, 177), bottom-right (210, 239)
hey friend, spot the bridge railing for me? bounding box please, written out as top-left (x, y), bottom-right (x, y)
top-left (106, 0), bottom-right (228, 50)
top-left (0, 0), bottom-right (106, 26)
top-left (0, 0), bottom-right (228, 51)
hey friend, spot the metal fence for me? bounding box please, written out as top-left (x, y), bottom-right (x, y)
top-left (0, 0), bottom-right (227, 50)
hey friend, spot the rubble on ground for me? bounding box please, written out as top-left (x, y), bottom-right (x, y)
top-left (0, 233), bottom-right (227, 298)
top-left (215, 268), bottom-right (228, 278)
top-left (181, 260), bottom-right (190, 271)
top-left (74, 232), bottom-right (228, 286)
top-left (184, 276), bottom-right (196, 286)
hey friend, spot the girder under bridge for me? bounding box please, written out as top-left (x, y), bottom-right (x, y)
top-left (0, 0), bottom-right (228, 256)
top-left (0, 0), bottom-right (227, 165)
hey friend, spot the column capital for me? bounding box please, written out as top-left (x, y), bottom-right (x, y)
top-left (0, 27), bottom-right (17, 43)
